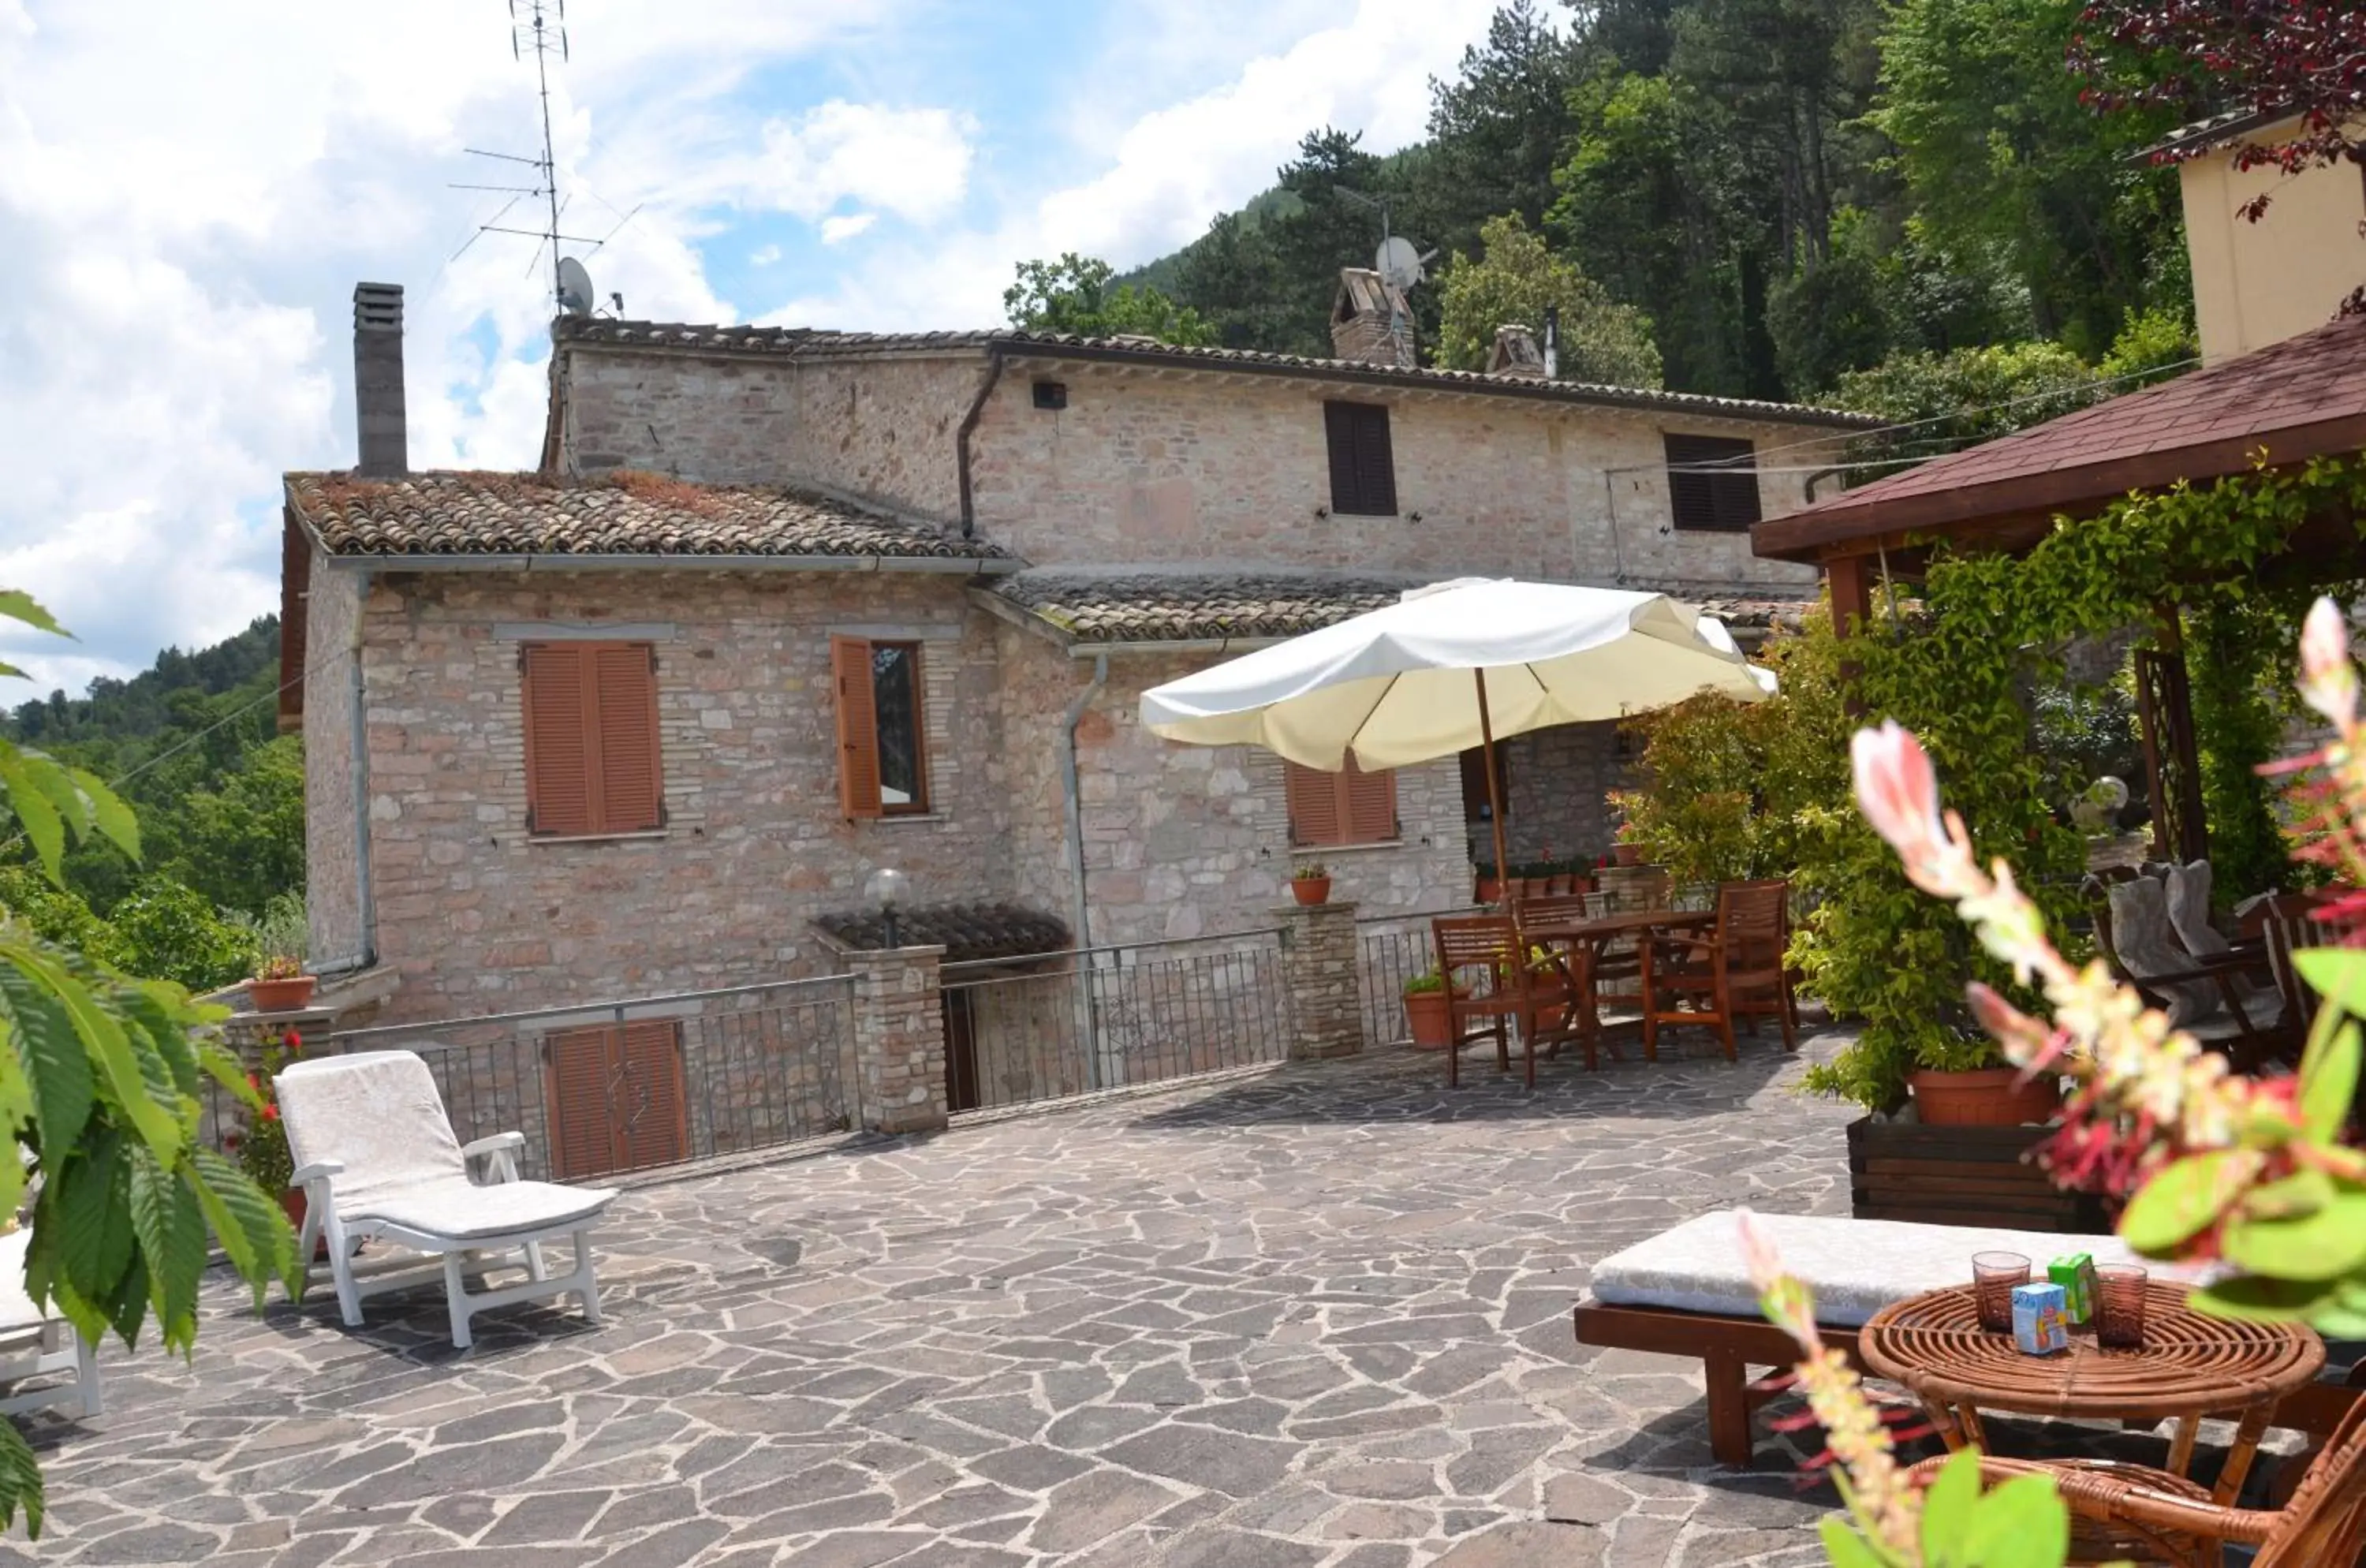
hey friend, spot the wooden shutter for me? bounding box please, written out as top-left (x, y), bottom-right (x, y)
top-left (614, 1021), bottom-right (688, 1171)
top-left (1342, 761), bottom-right (1398, 844)
top-left (522, 644), bottom-right (595, 835)
top-left (591, 644), bottom-right (663, 831)
top-left (1323, 401), bottom-right (1396, 516)
top-left (543, 1025), bottom-right (620, 1179)
top-left (1664, 434), bottom-right (1760, 532)
top-left (278, 510), bottom-right (308, 729)
top-left (1286, 761), bottom-right (1345, 846)
top-left (832, 635), bottom-right (883, 819)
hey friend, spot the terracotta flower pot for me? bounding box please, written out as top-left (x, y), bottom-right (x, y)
top-left (1405, 989), bottom-right (1454, 1049)
top-left (1910, 1068), bottom-right (2061, 1127)
top-left (1612, 844), bottom-right (1643, 868)
top-left (278, 1189), bottom-right (327, 1259)
top-left (1476, 877), bottom-right (1503, 905)
top-left (1290, 876), bottom-right (1332, 906)
top-left (248, 975), bottom-right (317, 1013)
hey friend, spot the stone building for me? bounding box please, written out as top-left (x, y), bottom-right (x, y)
top-left (283, 278), bottom-right (1869, 1030)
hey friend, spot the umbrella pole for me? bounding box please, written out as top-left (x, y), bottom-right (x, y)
top-left (1477, 668), bottom-right (1511, 910)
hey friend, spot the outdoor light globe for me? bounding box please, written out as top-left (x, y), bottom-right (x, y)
top-left (864, 866), bottom-right (909, 913)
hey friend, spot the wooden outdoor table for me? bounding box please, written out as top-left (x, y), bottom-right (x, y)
top-left (1860, 1282), bottom-right (2325, 1504)
top-left (1521, 908), bottom-right (1714, 1062)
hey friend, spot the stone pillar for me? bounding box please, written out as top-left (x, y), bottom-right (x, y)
top-left (1276, 901), bottom-right (1364, 1061)
top-left (847, 944), bottom-right (950, 1137)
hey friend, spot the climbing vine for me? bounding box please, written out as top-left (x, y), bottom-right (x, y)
top-left (1798, 453), bottom-right (2366, 1111)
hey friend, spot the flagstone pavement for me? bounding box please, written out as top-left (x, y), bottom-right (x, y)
top-left (12, 1032), bottom-right (1968, 1566)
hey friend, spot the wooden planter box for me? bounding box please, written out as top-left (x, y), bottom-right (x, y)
top-left (1846, 1115), bottom-right (2110, 1234)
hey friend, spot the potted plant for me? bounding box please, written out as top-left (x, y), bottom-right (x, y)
top-left (1526, 945), bottom-right (1570, 1033)
top-left (1908, 1034), bottom-right (2062, 1126)
top-left (226, 1027), bottom-right (319, 1245)
top-left (1289, 861), bottom-right (1332, 905)
top-left (1474, 862), bottom-right (1502, 905)
top-left (1403, 965), bottom-right (1454, 1048)
top-left (248, 952), bottom-right (316, 1013)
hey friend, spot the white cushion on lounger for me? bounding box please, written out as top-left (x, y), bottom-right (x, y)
top-left (355, 1177), bottom-right (616, 1241)
top-left (1590, 1210), bottom-right (2206, 1328)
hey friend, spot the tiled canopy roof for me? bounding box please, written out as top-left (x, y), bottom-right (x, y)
top-left (992, 568), bottom-right (1443, 645)
top-left (813, 903), bottom-right (1071, 963)
top-left (1752, 311), bottom-right (2366, 563)
top-left (286, 470), bottom-right (1009, 562)
top-left (553, 317), bottom-right (1880, 431)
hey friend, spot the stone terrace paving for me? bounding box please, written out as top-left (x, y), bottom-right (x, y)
top-left (9, 1032), bottom-right (2238, 1568)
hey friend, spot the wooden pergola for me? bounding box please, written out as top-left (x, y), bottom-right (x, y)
top-left (1751, 313), bottom-right (2366, 864)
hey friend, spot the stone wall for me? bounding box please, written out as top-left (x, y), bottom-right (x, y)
top-left (346, 568), bottom-right (1009, 1021)
top-left (557, 344), bottom-right (979, 521)
top-left (303, 557), bottom-right (364, 966)
top-left (970, 357), bottom-right (1832, 590)
top-left (1065, 651), bottom-right (1471, 947)
top-left (1491, 721), bottom-right (1634, 869)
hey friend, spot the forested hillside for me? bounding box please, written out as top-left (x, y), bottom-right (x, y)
top-left (1072, 0), bottom-right (2207, 447)
top-left (1, 617), bottom-right (301, 991)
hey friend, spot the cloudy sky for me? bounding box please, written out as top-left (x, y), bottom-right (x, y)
top-left (0, 0), bottom-right (1504, 695)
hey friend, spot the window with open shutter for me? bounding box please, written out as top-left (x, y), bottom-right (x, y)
top-left (1286, 758), bottom-right (1398, 846)
top-left (543, 1021), bottom-right (689, 1179)
top-left (1663, 434), bottom-right (1762, 532)
top-left (521, 640), bottom-right (664, 836)
top-left (832, 635), bottom-right (930, 818)
top-left (1323, 401), bottom-right (1397, 516)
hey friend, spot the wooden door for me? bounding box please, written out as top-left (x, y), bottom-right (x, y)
top-left (543, 1021), bottom-right (689, 1178)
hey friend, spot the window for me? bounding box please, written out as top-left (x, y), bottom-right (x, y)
top-left (832, 636), bottom-right (930, 817)
top-left (1286, 758), bottom-right (1398, 846)
top-left (1032, 379), bottom-right (1067, 410)
top-left (1323, 401), bottom-right (1397, 516)
top-left (543, 1021), bottom-right (688, 1178)
top-left (1458, 745), bottom-right (1506, 824)
top-left (520, 641), bottom-right (664, 837)
top-left (1664, 434), bottom-right (1762, 532)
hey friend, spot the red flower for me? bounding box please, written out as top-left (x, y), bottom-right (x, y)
top-left (260, 1103), bottom-right (279, 1122)
top-left (246, 1073), bottom-right (260, 1091)
top-left (284, 1029), bottom-right (303, 1056)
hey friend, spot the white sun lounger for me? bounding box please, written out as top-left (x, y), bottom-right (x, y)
top-left (276, 1049), bottom-right (618, 1349)
top-left (0, 1230), bottom-right (99, 1420)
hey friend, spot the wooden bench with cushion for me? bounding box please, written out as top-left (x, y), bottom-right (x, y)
top-left (1571, 1211), bottom-right (2360, 1465)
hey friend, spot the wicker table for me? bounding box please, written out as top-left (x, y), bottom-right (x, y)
top-left (1860, 1282), bottom-right (2323, 1504)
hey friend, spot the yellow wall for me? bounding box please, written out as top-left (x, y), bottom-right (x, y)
top-left (2181, 119), bottom-right (2366, 363)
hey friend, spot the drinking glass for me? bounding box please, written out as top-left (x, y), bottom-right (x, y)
top-left (1972, 1251), bottom-right (2031, 1333)
top-left (2096, 1264), bottom-right (2148, 1349)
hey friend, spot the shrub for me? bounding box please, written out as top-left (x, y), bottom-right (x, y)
top-left (108, 876), bottom-right (261, 992)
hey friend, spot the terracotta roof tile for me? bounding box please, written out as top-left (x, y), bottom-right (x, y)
top-left (553, 317), bottom-right (1881, 432)
top-left (813, 902), bottom-right (1070, 962)
top-left (286, 469), bottom-right (1010, 562)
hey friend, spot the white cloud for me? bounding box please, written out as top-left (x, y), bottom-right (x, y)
top-left (819, 211), bottom-right (877, 245)
top-left (749, 243), bottom-right (783, 266)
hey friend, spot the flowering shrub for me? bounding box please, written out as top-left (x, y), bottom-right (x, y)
top-left (1769, 597), bottom-right (2366, 1566)
top-left (226, 1029), bottom-right (302, 1197)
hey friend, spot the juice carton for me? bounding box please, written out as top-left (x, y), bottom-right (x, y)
top-left (2013, 1282), bottom-right (2070, 1355)
top-left (2048, 1254), bottom-right (2096, 1323)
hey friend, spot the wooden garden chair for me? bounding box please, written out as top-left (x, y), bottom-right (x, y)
top-left (1513, 894), bottom-right (1606, 1066)
top-left (2090, 875), bottom-right (2294, 1072)
top-left (1431, 915), bottom-right (1578, 1088)
top-left (1909, 1394), bottom-right (2366, 1567)
top-left (1638, 879), bottom-right (1796, 1062)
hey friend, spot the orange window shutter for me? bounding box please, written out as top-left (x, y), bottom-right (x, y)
top-left (1285, 760), bottom-right (1343, 846)
top-left (522, 644), bottom-right (595, 836)
top-left (543, 1025), bottom-right (621, 1179)
top-left (1344, 762), bottom-right (1399, 844)
top-left (614, 1021), bottom-right (689, 1172)
top-left (591, 644), bottom-right (664, 833)
top-left (832, 635), bottom-right (883, 819)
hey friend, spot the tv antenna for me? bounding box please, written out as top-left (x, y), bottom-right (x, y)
top-left (450, 0), bottom-right (640, 314)
top-left (1334, 186), bottom-right (1435, 289)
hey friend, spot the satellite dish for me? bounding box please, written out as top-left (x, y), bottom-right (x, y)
top-left (1375, 235), bottom-right (1425, 292)
top-left (556, 256), bottom-right (595, 316)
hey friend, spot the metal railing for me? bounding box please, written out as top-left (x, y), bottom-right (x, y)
top-left (940, 929), bottom-right (1290, 1113)
top-left (211, 977), bottom-right (859, 1184)
top-left (1356, 906), bottom-right (1481, 1047)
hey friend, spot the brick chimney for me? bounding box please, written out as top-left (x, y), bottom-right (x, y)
top-left (353, 282), bottom-right (407, 477)
top-left (1330, 268), bottom-right (1416, 368)
top-left (1486, 323), bottom-right (1547, 379)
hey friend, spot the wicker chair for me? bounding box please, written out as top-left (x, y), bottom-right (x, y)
top-left (1431, 915), bottom-right (1573, 1088)
top-left (1909, 1393), bottom-right (2366, 1567)
top-left (1638, 880), bottom-right (1796, 1062)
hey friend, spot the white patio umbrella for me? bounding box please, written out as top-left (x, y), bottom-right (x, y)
top-left (1138, 578), bottom-right (1772, 894)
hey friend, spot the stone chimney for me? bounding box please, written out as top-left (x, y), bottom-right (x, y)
top-left (353, 282), bottom-right (407, 477)
top-left (1330, 268), bottom-right (1417, 368)
top-left (1486, 323), bottom-right (1547, 379)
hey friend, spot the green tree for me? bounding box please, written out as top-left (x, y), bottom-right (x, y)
top-left (1435, 213), bottom-right (1664, 387)
top-left (1413, 0), bottom-right (1589, 259)
top-left (106, 878), bottom-right (261, 994)
top-left (0, 592), bottom-right (292, 1534)
top-left (1002, 254), bottom-right (1216, 345)
top-left (1831, 340), bottom-right (2103, 470)
top-left (164, 735), bottom-right (304, 917)
top-left (1871, 0), bottom-right (2182, 356)
top-left (1766, 218), bottom-right (1895, 394)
